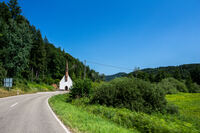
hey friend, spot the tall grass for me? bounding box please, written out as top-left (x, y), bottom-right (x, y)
top-left (166, 93), bottom-right (200, 130)
top-left (0, 88), bottom-right (25, 98)
top-left (49, 94), bottom-right (139, 133)
top-left (50, 94), bottom-right (199, 133)
top-left (0, 82), bottom-right (55, 98)
top-left (71, 96), bottom-right (198, 133)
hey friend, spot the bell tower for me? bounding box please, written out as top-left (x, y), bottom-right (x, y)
top-left (65, 58), bottom-right (68, 82)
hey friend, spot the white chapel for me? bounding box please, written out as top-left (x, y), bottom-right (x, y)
top-left (59, 59), bottom-right (73, 90)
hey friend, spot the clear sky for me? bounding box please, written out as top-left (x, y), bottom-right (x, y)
top-left (3, 0), bottom-right (200, 75)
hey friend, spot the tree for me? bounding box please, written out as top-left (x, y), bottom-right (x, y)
top-left (173, 68), bottom-right (181, 80)
top-left (190, 66), bottom-right (200, 85)
top-left (0, 1), bottom-right (103, 84)
top-left (0, 2), bottom-right (12, 21)
top-left (154, 71), bottom-right (169, 82)
top-left (44, 35), bottom-right (49, 44)
top-left (8, 0), bottom-right (21, 19)
top-left (0, 62), bottom-right (7, 85)
top-left (30, 29), bottom-right (46, 80)
top-left (3, 19), bottom-right (33, 77)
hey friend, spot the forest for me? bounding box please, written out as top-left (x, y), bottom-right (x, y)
top-left (129, 64), bottom-right (200, 84)
top-left (0, 0), bottom-right (104, 87)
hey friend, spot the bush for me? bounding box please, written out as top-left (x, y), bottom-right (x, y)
top-left (13, 78), bottom-right (30, 92)
top-left (165, 103), bottom-right (179, 114)
top-left (158, 78), bottom-right (188, 94)
top-left (90, 81), bottom-right (103, 94)
top-left (78, 103), bottom-right (196, 133)
top-left (186, 80), bottom-right (200, 93)
top-left (43, 77), bottom-right (55, 85)
top-left (27, 82), bottom-right (55, 92)
top-left (91, 77), bottom-right (167, 113)
top-left (69, 79), bottom-right (92, 99)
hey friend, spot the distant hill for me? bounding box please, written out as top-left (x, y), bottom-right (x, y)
top-left (128, 63), bottom-right (200, 84)
top-left (106, 64), bottom-right (200, 85)
top-left (105, 72), bottom-right (127, 81)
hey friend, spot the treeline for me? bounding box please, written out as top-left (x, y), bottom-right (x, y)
top-left (128, 64), bottom-right (200, 85)
top-left (0, 0), bottom-right (104, 85)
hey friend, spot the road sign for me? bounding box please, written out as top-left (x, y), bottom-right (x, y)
top-left (4, 78), bottom-right (13, 88)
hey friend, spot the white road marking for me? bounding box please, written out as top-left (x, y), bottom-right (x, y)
top-left (10, 102), bottom-right (18, 108)
top-left (46, 97), bottom-right (71, 133)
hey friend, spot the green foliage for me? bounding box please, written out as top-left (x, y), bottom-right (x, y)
top-left (0, 63), bottom-right (7, 85)
top-left (186, 78), bottom-right (200, 93)
top-left (69, 79), bottom-right (92, 99)
top-left (158, 78), bottom-right (188, 94)
top-left (91, 77), bottom-right (167, 113)
top-left (8, 0), bottom-right (21, 19)
top-left (30, 28), bottom-right (46, 80)
top-left (50, 94), bottom-right (199, 133)
top-left (166, 93), bottom-right (200, 130)
top-left (83, 105), bottom-right (196, 133)
top-left (49, 94), bottom-right (136, 133)
top-left (188, 83), bottom-right (200, 93)
top-left (0, 0), bottom-right (103, 85)
top-left (190, 66), bottom-right (200, 87)
top-left (27, 82), bottom-right (55, 92)
top-left (105, 72), bottom-right (127, 81)
top-left (165, 103), bottom-right (179, 114)
top-left (2, 19), bottom-right (33, 77)
top-left (10, 78), bottom-right (54, 92)
top-left (0, 2), bottom-right (11, 21)
top-left (129, 64), bottom-right (200, 85)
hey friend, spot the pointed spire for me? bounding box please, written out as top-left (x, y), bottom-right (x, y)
top-left (65, 58), bottom-right (68, 82)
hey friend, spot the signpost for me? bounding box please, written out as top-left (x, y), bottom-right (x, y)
top-left (4, 78), bottom-right (13, 91)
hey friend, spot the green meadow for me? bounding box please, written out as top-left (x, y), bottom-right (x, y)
top-left (49, 93), bottom-right (200, 133)
top-left (166, 93), bottom-right (200, 130)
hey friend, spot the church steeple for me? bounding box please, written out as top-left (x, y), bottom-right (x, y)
top-left (65, 58), bottom-right (68, 82)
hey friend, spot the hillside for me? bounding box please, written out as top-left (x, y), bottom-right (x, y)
top-left (129, 63), bottom-right (200, 84)
top-left (105, 72), bottom-right (127, 81)
top-left (0, 1), bottom-right (103, 86)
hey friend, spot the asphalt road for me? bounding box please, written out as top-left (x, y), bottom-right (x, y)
top-left (0, 91), bottom-right (70, 133)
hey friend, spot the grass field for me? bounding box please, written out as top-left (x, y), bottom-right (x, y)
top-left (49, 93), bottom-right (200, 133)
top-left (166, 93), bottom-right (200, 129)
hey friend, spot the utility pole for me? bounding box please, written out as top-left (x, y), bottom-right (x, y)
top-left (84, 60), bottom-right (86, 79)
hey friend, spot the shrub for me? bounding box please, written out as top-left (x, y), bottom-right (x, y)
top-left (43, 77), bottom-right (55, 85)
top-left (165, 103), bottom-right (179, 114)
top-left (158, 78), bottom-right (188, 94)
top-left (81, 104), bottom-right (196, 133)
top-left (90, 81), bottom-right (103, 94)
top-left (186, 80), bottom-right (200, 93)
top-left (13, 78), bottom-right (30, 92)
top-left (91, 77), bottom-right (167, 113)
top-left (69, 79), bottom-right (92, 99)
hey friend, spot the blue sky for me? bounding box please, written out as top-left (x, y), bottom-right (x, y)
top-left (3, 0), bottom-right (200, 75)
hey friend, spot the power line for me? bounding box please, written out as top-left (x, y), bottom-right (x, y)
top-left (86, 60), bottom-right (133, 71)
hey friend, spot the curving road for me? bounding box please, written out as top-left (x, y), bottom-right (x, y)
top-left (0, 91), bottom-right (70, 133)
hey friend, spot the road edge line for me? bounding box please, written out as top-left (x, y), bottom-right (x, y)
top-left (10, 102), bottom-right (18, 108)
top-left (46, 97), bottom-right (71, 133)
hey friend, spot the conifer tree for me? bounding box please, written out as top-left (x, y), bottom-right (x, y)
top-left (8, 0), bottom-right (21, 19)
top-left (0, 2), bottom-right (12, 21)
top-left (30, 29), bottom-right (46, 79)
